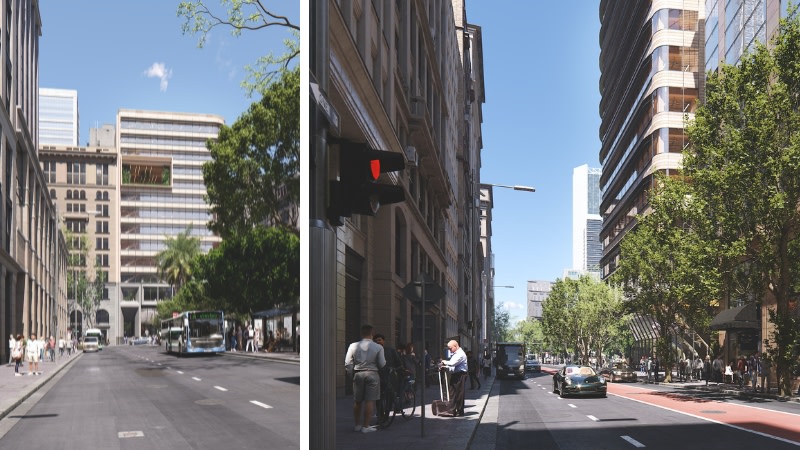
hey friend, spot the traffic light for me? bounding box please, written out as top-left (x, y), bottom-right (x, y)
top-left (328, 141), bottom-right (406, 224)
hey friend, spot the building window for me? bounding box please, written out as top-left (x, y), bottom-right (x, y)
top-left (96, 163), bottom-right (109, 186)
top-left (96, 220), bottom-right (109, 234)
top-left (67, 162), bottom-right (86, 185)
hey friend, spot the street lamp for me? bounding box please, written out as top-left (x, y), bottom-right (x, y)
top-left (483, 183), bottom-right (536, 192)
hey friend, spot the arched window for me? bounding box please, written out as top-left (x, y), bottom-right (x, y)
top-left (96, 309), bottom-right (109, 325)
top-left (66, 191), bottom-right (73, 200)
top-left (50, 189), bottom-right (57, 199)
top-left (80, 190), bottom-right (86, 200)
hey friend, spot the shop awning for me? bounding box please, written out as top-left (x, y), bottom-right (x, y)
top-left (252, 306), bottom-right (299, 319)
top-left (710, 303), bottom-right (759, 330)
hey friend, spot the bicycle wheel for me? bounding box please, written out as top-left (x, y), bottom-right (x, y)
top-left (400, 383), bottom-right (416, 420)
top-left (378, 389), bottom-right (396, 428)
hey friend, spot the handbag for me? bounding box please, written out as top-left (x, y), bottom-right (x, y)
top-left (11, 348), bottom-right (21, 360)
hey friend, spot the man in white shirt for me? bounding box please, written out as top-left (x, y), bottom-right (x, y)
top-left (344, 324), bottom-right (386, 433)
top-left (440, 339), bottom-right (468, 416)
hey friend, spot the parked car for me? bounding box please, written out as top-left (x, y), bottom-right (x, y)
top-left (599, 363), bottom-right (638, 383)
top-left (553, 365), bottom-right (607, 398)
top-left (82, 336), bottom-right (99, 353)
top-left (525, 355), bottom-right (541, 373)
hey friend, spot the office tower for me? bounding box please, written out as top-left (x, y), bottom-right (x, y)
top-left (116, 109), bottom-right (223, 337)
top-left (2, 1), bottom-right (66, 357)
top-left (572, 164), bottom-right (602, 275)
top-left (39, 88), bottom-right (79, 146)
top-left (598, 1), bottom-right (703, 278)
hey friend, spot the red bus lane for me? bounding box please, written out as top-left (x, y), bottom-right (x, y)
top-left (607, 382), bottom-right (800, 445)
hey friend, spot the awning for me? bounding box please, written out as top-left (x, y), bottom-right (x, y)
top-left (710, 303), bottom-right (759, 330)
top-left (252, 306), bottom-right (299, 319)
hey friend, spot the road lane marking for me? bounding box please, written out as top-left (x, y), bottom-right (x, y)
top-left (568, 404), bottom-right (577, 408)
top-left (118, 431), bottom-right (144, 439)
top-left (250, 400), bottom-right (273, 409)
top-left (214, 386), bottom-right (228, 391)
top-left (192, 377), bottom-right (202, 381)
top-left (176, 371), bottom-right (184, 374)
top-left (621, 436), bottom-right (645, 448)
top-left (587, 415), bottom-right (599, 421)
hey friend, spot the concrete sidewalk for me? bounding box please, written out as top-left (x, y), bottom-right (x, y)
top-left (336, 374), bottom-right (496, 450)
top-left (0, 349), bottom-right (83, 420)
top-left (220, 347), bottom-right (300, 365)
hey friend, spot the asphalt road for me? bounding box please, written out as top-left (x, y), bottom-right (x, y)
top-left (490, 371), bottom-right (800, 449)
top-left (0, 345), bottom-right (299, 449)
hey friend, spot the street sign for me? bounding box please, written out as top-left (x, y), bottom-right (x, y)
top-left (310, 81), bottom-right (340, 136)
top-left (401, 273), bottom-right (446, 303)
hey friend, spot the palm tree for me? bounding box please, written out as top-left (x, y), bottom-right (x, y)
top-left (156, 226), bottom-right (201, 291)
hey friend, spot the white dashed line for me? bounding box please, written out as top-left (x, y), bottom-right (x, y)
top-left (621, 435), bottom-right (645, 447)
top-left (176, 371), bottom-right (184, 374)
top-left (587, 415), bottom-right (599, 421)
top-left (250, 400), bottom-right (273, 409)
top-left (118, 431), bottom-right (144, 438)
top-left (192, 377), bottom-right (201, 381)
top-left (568, 404), bottom-right (577, 408)
top-left (214, 386), bottom-right (228, 391)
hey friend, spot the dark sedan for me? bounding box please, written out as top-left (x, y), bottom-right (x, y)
top-left (553, 365), bottom-right (607, 398)
top-left (599, 363), bottom-right (638, 382)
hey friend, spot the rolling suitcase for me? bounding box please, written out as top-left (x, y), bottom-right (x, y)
top-left (431, 369), bottom-right (455, 416)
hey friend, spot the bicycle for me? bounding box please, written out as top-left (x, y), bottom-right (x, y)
top-left (377, 373), bottom-right (417, 427)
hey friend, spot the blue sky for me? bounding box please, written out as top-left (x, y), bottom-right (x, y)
top-left (39, 1), bottom-right (298, 144)
top-left (468, 2), bottom-right (602, 324)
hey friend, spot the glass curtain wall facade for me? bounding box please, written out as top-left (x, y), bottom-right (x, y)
top-left (572, 164), bottom-right (602, 275)
top-left (39, 88), bottom-right (79, 147)
top-left (116, 110), bottom-right (222, 337)
top-left (598, 1), bottom-right (703, 279)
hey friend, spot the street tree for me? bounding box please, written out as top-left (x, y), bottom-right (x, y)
top-left (514, 318), bottom-right (545, 356)
top-left (542, 275), bottom-right (627, 367)
top-left (65, 231), bottom-right (105, 330)
top-left (683, 8), bottom-right (800, 395)
top-left (155, 226), bottom-right (201, 292)
top-left (611, 175), bottom-right (720, 382)
top-left (203, 66), bottom-right (300, 235)
top-left (493, 306), bottom-right (513, 343)
top-left (177, 0), bottom-right (299, 97)
top-left (196, 225), bottom-right (299, 318)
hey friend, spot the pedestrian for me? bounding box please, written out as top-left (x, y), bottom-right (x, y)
top-left (440, 339), bottom-right (468, 416)
top-left (703, 355), bottom-right (712, 385)
top-left (12, 334), bottom-right (23, 376)
top-left (373, 333), bottom-right (403, 419)
top-left (229, 327), bottom-right (237, 352)
top-left (7, 334), bottom-right (15, 366)
top-left (58, 336), bottom-right (65, 358)
top-left (736, 355), bottom-right (747, 389)
top-left (48, 336), bottom-right (56, 362)
top-left (236, 325), bottom-right (243, 352)
top-left (26, 333), bottom-right (41, 375)
top-left (694, 356), bottom-right (703, 381)
top-left (646, 357), bottom-right (653, 382)
top-left (482, 353), bottom-right (492, 380)
top-left (266, 330), bottom-right (276, 352)
top-left (401, 342), bottom-right (419, 380)
top-left (344, 324), bottom-right (385, 434)
top-left (712, 355), bottom-right (724, 383)
top-left (245, 324), bottom-right (254, 352)
top-left (254, 327), bottom-right (261, 352)
top-left (467, 350), bottom-right (481, 390)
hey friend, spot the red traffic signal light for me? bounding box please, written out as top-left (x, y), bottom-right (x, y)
top-left (328, 141), bottom-right (406, 224)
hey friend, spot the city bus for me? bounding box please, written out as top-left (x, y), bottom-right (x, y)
top-left (84, 328), bottom-right (105, 351)
top-left (160, 310), bottom-right (225, 354)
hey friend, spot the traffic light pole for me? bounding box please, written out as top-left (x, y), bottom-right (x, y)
top-left (310, 1), bottom-right (335, 448)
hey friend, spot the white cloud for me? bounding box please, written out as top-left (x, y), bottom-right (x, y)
top-left (500, 301), bottom-right (525, 311)
top-left (144, 62), bottom-right (173, 92)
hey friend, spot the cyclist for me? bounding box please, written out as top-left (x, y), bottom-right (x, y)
top-left (374, 334), bottom-right (404, 418)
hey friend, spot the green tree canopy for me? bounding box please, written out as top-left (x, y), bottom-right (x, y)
top-left (196, 225), bottom-right (299, 318)
top-left (611, 174), bottom-right (720, 381)
top-left (203, 67), bottom-right (300, 236)
top-left (178, 0), bottom-right (299, 96)
top-left (541, 275), bottom-right (627, 366)
top-left (683, 7), bottom-right (800, 395)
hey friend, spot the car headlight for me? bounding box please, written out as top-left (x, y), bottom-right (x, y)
top-left (519, 364), bottom-right (525, 371)
top-left (564, 377), bottom-right (572, 385)
top-left (599, 377), bottom-right (606, 384)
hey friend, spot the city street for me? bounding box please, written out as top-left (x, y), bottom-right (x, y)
top-left (479, 370), bottom-right (800, 449)
top-left (0, 345), bottom-right (299, 449)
